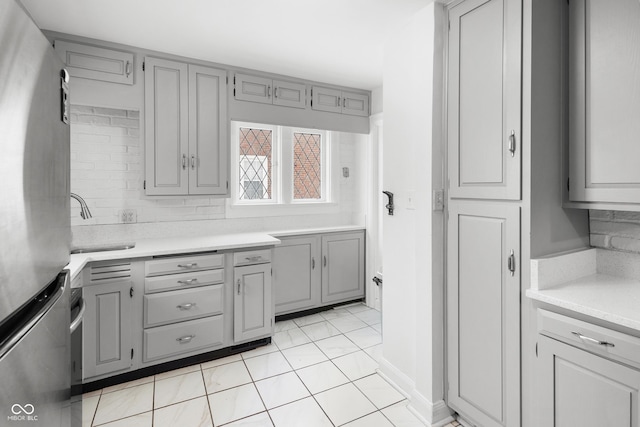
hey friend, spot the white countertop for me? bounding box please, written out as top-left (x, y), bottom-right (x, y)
top-left (67, 232), bottom-right (281, 283)
top-left (527, 249), bottom-right (640, 333)
top-left (66, 226), bottom-right (366, 284)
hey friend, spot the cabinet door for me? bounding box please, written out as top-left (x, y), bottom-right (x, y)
top-left (568, 0), bottom-right (640, 203)
top-left (538, 335), bottom-right (640, 427)
top-left (188, 65), bottom-right (228, 195)
top-left (448, 0), bottom-right (521, 200)
top-left (235, 73), bottom-right (273, 104)
top-left (55, 40), bottom-right (134, 85)
top-left (342, 91), bottom-right (369, 117)
top-left (273, 79), bottom-right (306, 109)
top-left (447, 202), bottom-right (520, 427)
top-left (273, 236), bottom-right (321, 315)
top-left (234, 264), bottom-right (272, 342)
top-left (311, 86), bottom-right (342, 114)
top-left (83, 281), bottom-right (132, 379)
top-left (144, 57), bottom-right (189, 195)
top-left (321, 232), bottom-right (365, 304)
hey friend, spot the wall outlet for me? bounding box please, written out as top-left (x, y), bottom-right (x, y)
top-left (120, 209), bottom-right (137, 223)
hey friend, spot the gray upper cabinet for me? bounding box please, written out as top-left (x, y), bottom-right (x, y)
top-left (235, 73), bottom-right (306, 109)
top-left (568, 0), bottom-right (640, 205)
top-left (311, 86), bottom-right (370, 117)
top-left (145, 57), bottom-right (228, 196)
top-left (321, 232), bottom-right (365, 304)
top-left (54, 40), bottom-right (134, 85)
top-left (273, 235), bottom-right (321, 315)
top-left (448, 0), bottom-right (521, 200)
top-left (447, 201), bottom-right (520, 427)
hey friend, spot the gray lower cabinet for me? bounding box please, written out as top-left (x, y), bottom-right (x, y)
top-left (83, 279), bottom-right (133, 379)
top-left (273, 235), bottom-right (321, 315)
top-left (233, 261), bottom-right (272, 343)
top-left (273, 231), bottom-right (365, 315)
top-left (142, 253), bottom-right (226, 363)
top-left (538, 335), bottom-right (640, 427)
top-left (447, 202), bottom-right (520, 427)
top-left (321, 232), bottom-right (365, 304)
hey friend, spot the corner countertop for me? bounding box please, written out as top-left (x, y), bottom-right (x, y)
top-left (65, 225), bottom-right (366, 284)
top-left (527, 248), bottom-right (640, 333)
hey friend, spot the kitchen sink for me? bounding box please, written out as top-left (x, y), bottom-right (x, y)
top-left (70, 243), bottom-right (135, 254)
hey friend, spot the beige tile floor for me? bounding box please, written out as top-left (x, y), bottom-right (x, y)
top-left (81, 303), bottom-right (460, 427)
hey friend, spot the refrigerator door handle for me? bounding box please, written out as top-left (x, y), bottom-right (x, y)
top-left (69, 297), bottom-right (86, 333)
top-left (0, 275), bottom-right (66, 361)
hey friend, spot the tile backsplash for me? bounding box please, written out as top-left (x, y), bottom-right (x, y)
top-left (590, 210), bottom-right (640, 254)
top-left (70, 105), bottom-right (225, 226)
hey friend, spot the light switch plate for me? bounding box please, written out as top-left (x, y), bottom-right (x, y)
top-left (433, 190), bottom-right (444, 211)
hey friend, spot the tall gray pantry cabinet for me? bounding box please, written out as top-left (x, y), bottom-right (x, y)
top-left (446, 0), bottom-right (522, 426)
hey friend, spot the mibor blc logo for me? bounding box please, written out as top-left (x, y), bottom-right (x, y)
top-left (7, 404), bottom-right (38, 422)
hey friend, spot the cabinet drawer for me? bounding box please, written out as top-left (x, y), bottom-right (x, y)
top-left (145, 253), bottom-right (224, 276)
top-left (144, 285), bottom-right (223, 327)
top-left (538, 309), bottom-right (640, 368)
top-left (54, 40), bottom-right (134, 85)
top-left (233, 249), bottom-right (271, 266)
top-left (144, 315), bottom-right (223, 362)
top-left (145, 269), bottom-right (224, 293)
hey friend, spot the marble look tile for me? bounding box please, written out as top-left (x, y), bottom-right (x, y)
top-left (102, 375), bottom-right (154, 394)
top-left (155, 364), bottom-right (201, 381)
top-left (241, 343), bottom-right (280, 360)
top-left (202, 360), bottom-right (252, 394)
top-left (281, 343), bottom-right (328, 370)
top-left (314, 334), bottom-right (360, 359)
top-left (371, 323), bottom-right (382, 333)
top-left (343, 411), bottom-right (394, 427)
top-left (268, 397), bottom-right (333, 427)
top-left (381, 402), bottom-right (427, 427)
top-left (333, 350), bottom-right (379, 381)
top-left (292, 313), bottom-right (325, 327)
top-left (93, 382), bottom-right (154, 425)
top-left (97, 411), bottom-right (152, 427)
top-left (273, 328), bottom-right (311, 350)
top-left (319, 308), bottom-right (352, 321)
top-left (224, 412), bottom-right (274, 426)
top-left (314, 383), bottom-right (377, 426)
top-left (345, 304), bottom-right (371, 314)
top-left (154, 371), bottom-right (206, 409)
top-left (81, 394), bottom-right (99, 427)
top-left (274, 319), bottom-right (298, 333)
top-left (364, 344), bottom-right (384, 364)
top-left (345, 327), bottom-right (382, 349)
top-left (243, 351), bottom-right (292, 381)
top-left (153, 396), bottom-right (213, 427)
top-left (255, 372), bottom-right (310, 409)
top-left (208, 384), bottom-right (265, 426)
top-left (329, 316), bottom-right (368, 333)
top-left (300, 321), bottom-right (341, 341)
top-left (354, 309), bottom-right (382, 325)
top-left (201, 353), bottom-right (243, 369)
top-left (354, 374), bottom-right (405, 409)
top-left (295, 361), bottom-right (350, 394)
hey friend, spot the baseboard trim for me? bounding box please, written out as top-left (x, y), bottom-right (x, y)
top-left (378, 358), bottom-right (453, 426)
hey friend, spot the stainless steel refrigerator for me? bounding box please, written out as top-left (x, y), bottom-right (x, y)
top-left (0, 0), bottom-right (72, 426)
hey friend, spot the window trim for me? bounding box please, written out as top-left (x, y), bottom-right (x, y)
top-left (227, 121), bottom-right (339, 218)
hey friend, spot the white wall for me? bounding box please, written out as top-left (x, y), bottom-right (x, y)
top-left (380, 3), bottom-right (450, 425)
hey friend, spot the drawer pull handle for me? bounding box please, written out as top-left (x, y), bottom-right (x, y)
top-left (178, 263), bottom-right (198, 269)
top-left (176, 334), bottom-right (196, 344)
top-left (244, 256), bottom-right (262, 262)
top-left (177, 278), bottom-right (198, 285)
top-left (571, 331), bottom-right (615, 347)
top-left (177, 303), bottom-right (197, 311)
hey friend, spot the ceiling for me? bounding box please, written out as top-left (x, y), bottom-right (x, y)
top-left (21, 0), bottom-right (433, 90)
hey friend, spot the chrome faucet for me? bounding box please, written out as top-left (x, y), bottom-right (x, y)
top-left (70, 193), bottom-right (92, 220)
